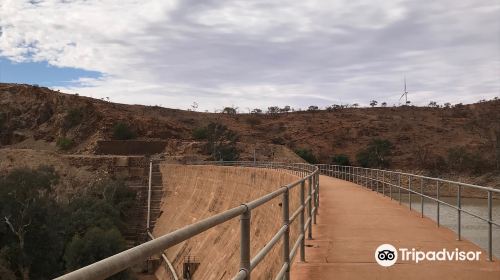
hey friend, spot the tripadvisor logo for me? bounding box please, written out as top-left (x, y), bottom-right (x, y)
top-left (375, 244), bottom-right (482, 267)
top-left (375, 244), bottom-right (397, 267)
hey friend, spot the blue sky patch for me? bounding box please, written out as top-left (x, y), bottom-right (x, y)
top-left (0, 57), bottom-right (102, 87)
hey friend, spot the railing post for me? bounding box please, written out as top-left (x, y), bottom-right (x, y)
top-left (389, 172), bottom-right (392, 200)
top-left (488, 191), bottom-right (493, 261)
top-left (366, 169), bottom-right (368, 188)
top-left (282, 189), bottom-right (290, 280)
top-left (314, 173), bottom-right (319, 221)
top-left (457, 185), bottom-right (461, 241)
top-left (308, 176), bottom-right (313, 240)
top-left (147, 159), bottom-right (153, 230)
top-left (240, 206), bottom-right (251, 280)
top-left (409, 176), bottom-right (412, 210)
top-left (421, 178), bottom-right (424, 218)
top-left (382, 171), bottom-right (385, 196)
top-left (436, 181), bottom-right (440, 227)
top-left (398, 173), bottom-right (401, 204)
top-left (357, 167), bottom-right (359, 185)
top-left (316, 172), bottom-right (320, 210)
top-left (371, 169), bottom-right (374, 190)
top-left (299, 181), bottom-right (306, 262)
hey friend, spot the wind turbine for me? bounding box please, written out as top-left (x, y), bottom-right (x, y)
top-left (399, 75), bottom-right (409, 105)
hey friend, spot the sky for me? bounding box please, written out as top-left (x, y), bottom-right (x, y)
top-left (0, 0), bottom-right (499, 111)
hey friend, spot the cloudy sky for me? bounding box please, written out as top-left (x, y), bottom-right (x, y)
top-left (0, 0), bottom-right (499, 111)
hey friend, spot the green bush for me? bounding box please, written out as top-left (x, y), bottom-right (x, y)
top-left (112, 123), bottom-right (135, 140)
top-left (202, 122), bottom-right (240, 161)
top-left (64, 227), bottom-right (125, 270)
top-left (57, 137), bottom-right (74, 150)
top-left (330, 154), bottom-right (350, 166)
top-left (447, 147), bottom-right (490, 174)
top-left (63, 108), bottom-right (84, 129)
top-left (356, 139), bottom-right (393, 168)
top-left (192, 127), bottom-right (208, 140)
top-left (295, 148), bottom-right (318, 164)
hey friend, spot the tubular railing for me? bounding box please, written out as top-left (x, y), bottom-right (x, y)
top-left (55, 161), bottom-right (320, 280)
top-left (317, 164), bottom-right (500, 261)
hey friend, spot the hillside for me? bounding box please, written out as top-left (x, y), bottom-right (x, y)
top-left (1, 83), bottom-right (499, 177)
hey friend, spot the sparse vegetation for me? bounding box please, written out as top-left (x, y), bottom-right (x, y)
top-left (57, 137), bottom-right (74, 150)
top-left (330, 154), bottom-right (350, 166)
top-left (202, 122), bottom-right (240, 161)
top-left (356, 139), bottom-right (393, 168)
top-left (447, 147), bottom-right (490, 174)
top-left (63, 108), bottom-right (84, 129)
top-left (245, 116), bottom-right (262, 127)
top-left (295, 148), bottom-right (318, 164)
top-left (192, 126), bottom-right (209, 140)
top-left (112, 123), bottom-right (135, 140)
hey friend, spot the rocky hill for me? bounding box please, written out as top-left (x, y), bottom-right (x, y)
top-left (1, 83), bottom-right (499, 179)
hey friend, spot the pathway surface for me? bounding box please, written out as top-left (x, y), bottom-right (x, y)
top-left (290, 175), bottom-right (500, 280)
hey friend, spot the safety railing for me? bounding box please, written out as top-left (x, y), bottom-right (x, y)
top-left (55, 161), bottom-right (320, 280)
top-left (317, 164), bottom-right (500, 261)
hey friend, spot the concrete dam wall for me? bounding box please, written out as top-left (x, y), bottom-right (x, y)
top-left (152, 164), bottom-right (304, 279)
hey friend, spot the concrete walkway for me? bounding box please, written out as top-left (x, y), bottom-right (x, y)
top-left (290, 175), bottom-right (500, 280)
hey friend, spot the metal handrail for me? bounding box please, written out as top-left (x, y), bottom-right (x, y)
top-left (317, 164), bottom-right (499, 261)
top-left (55, 161), bottom-right (320, 280)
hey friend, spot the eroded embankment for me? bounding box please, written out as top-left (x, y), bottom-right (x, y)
top-left (152, 164), bottom-right (304, 279)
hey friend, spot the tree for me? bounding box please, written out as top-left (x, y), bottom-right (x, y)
top-left (351, 103), bottom-right (359, 108)
top-left (428, 101), bottom-right (438, 108)
top-left (280, 106), bottom-right (291, 114)
top-left (251, 108), bottom-right (262, 114)
top-left (63, 108), bottom-right (84, 129)
top-left (356, 139), bottom-right (393, 168)
top-left (0, 250), bottom-right (16, 280)
top-left (112, 123), bottom-right (135, 140)
top-left (203, 122), bottom-right (240, 161)
top-left (370, 100), bottom-right (378, 107)
top-left (443, 102), bottom-right (451, 108)
top-left (63, 227), bottom-right (127, 279)
top-left (381, 102), bottom-right (387, 107)
top-left (330, 154), bottom-right (350, 166)
top-left (307, 106), bottom-right (319, 112)
top-left (0, 166), bottom-right (59, 280)
top-left (295, 149), bottom-right (318, 164)
top-left (267, 106), bottom-right (280, 115)
top-left (222, 107), bottom-right (237, 114)
top-left (192, 127), bottom-right (209, 140)
top-left (0, 168), bottom-right (134, 279)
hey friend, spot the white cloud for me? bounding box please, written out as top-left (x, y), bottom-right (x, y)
top-left (0, 0), bottom-right (498, 110)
